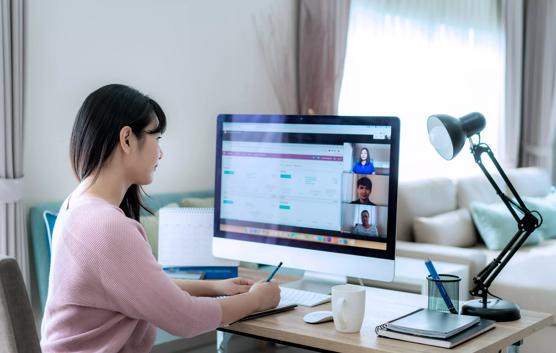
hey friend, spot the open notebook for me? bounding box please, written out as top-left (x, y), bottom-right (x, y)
top-left (217, 295), bottom-right (297, 323)
top-left (239, 302), bottom-right (297, 321)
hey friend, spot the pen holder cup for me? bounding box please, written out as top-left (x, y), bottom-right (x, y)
top-left (427, 274), bottom-right (461, 313)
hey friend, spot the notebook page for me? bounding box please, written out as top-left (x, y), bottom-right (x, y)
top-left (158, 208), bottom-right (238, 267)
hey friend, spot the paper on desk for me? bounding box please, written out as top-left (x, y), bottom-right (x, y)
top-left (157, 207), bottom-right (238, 267)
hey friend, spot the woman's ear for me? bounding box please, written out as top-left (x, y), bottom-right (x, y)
top-left (119, 126), bottom-right (133, 154)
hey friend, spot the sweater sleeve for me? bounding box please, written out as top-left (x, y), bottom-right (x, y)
top-left (91, 215), bottom-right (222, 338)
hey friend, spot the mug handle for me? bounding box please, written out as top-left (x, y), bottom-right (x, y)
top-left (337, 298), bottom-right (347, 330)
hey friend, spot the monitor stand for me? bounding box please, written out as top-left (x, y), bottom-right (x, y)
top-left (280, 271), bottom-right (347, 294)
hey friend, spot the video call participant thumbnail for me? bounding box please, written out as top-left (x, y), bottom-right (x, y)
top-left (352, 210), bottom-right (379, 237)
top-left (352, 147), bottom-right (375, 174)
top-left (350, 177), bottom-right (376, 205)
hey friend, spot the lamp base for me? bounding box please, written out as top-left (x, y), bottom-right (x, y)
top-left (462, 299), bottom-right (521, 322)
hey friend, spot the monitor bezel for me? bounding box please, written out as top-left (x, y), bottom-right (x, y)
top-left (213, 114), bottom-right (399, 280)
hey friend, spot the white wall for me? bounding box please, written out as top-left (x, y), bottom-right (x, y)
top-left (23, 0), bottom-right (297, 205)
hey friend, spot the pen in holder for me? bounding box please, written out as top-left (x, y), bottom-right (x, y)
top-left (427, 274), bottom-right (461, 313)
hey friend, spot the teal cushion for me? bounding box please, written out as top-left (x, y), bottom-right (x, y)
top-left (43, 210), bottom-right (58, 250)
top-left (522, 193), bottom-right (556, 239)
top-left (470, 201), bottom-right (544, 250)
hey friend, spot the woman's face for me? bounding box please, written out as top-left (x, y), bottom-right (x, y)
top-left (128, 118), bottom-right (163, 185)
top-left (360, 149), bottom-right (368, 161)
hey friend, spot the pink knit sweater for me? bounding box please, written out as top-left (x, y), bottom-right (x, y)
top-left (41, 196), bottom-right (222, 353)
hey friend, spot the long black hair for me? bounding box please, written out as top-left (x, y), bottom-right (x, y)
top-left (70, 84), bottom-right (167, 221)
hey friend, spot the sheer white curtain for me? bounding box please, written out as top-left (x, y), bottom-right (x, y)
top-left (339, 0), bottom-right (504, 180)
top-left (519, 0), bottom-right (556, 177)
top-left (0, 0), bottom-right (27, 288)
top-left (297, 0), bottom-right (351, 115)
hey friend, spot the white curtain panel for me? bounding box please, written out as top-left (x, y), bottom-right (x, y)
top-left (501, 0), bottom-right (524, 169)
top-left (519, 0), bottom-right (556, 178)
top-left (339, 0), bottom-right (504, 180)
top-left (253, 4), bottom-right (298, 114)
top-left (298, 0), bottom-right (351, 115)
top-left (0, 0), bottom-right (27, 288)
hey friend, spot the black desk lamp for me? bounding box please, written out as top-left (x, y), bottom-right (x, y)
top-left (427, 112), bottom-right (542, 322)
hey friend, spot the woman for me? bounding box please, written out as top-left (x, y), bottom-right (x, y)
top-left (41, 84), bottom-right (280, 353)
top-left (352, 147), bottom-right (375, 174)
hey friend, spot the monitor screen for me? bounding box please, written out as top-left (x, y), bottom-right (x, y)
top-left (213, 114), bottom-right (399, 281)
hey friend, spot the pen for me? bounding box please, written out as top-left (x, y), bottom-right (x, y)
top-left (266, 261), bottom-right (283, 282)
top-left (424, 258), bottom-right (458, 314)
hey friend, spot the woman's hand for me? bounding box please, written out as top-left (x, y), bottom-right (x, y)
top-left (249, 280), bottom-right (281, 312)
top-left (213, 277), bottom-right (254, 296)
top-left (217, 279), bottom-right (281, 324)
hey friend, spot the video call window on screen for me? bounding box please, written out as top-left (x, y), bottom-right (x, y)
top-left (216, 117), bottom-right (396, 257)
top-left (340, 143), bottom-right (390, 240)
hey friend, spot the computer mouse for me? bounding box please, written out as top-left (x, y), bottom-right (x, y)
top-left (303, 310), bottom-right (334, 324)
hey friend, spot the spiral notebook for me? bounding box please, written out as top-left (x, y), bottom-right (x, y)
top-left (379, 308), bottom-right (480, 338)
top-left (375, 308), bottom-right (495, 348)
top-left (158, 208), bottom-right (238, 278)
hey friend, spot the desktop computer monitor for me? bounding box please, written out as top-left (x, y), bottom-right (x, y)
top-left (213, 114), bottom-right (399, 287)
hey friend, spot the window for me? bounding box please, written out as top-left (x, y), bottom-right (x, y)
top-left (339, 0), bottom-right (504, 180)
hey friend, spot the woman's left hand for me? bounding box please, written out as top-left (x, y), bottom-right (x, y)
top-left (214, 277), bottom-right (254, 296)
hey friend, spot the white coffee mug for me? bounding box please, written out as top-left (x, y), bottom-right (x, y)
top-left (331, 284), bottom-right (366, 333)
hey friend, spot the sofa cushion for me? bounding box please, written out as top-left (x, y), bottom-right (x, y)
top-left (139, 202), bottom-right (179, 258)
top-left (413, 209), bottom-right (477, 247)
top-left (522, 193), bottom-right (556, 239)
top-left (179, 197), bottom-right (214, 208)
top-left (506, 167), bottom-right (551, 197)
top-left (396, 177), bottom-right (456, 241)
top-left (140, 215), bottom-right (161, 257)
top-left (470, 201), bottom-right (544, 250)
top-left (457, 173), bottom-right (504, 209)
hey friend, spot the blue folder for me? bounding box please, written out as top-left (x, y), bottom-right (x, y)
top-left (163, 266), bottom-right (238, 280)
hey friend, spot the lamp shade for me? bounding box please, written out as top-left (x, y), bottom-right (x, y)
top-left (427, 112), bottom-right (486, 160)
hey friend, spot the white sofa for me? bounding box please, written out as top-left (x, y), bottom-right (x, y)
top-left (395, 167), bottom-right (556, 352)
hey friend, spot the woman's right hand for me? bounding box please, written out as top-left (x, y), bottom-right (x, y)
top-left (217, 279), bottom-right (281, 325)
top-left (249, 280), bottom-right (281, 312)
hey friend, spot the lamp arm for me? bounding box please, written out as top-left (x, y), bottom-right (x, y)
top-left (468, 142), bottom-right (540, 303)
top-left (471, 143), bottom-right (529, 223)
top-left (482, 228), bottom-right (534, 289)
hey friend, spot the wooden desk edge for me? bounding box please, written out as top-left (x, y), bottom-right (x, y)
top-left (231, 268), bottom-right (555, 353)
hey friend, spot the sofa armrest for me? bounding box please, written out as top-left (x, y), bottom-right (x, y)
top-left (396, 240), bottom-right (487, 290)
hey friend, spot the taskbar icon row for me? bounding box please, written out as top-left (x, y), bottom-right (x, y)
top-left (219, 224), bottom-right (386, 250)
